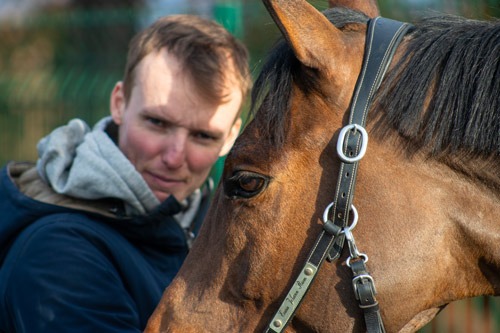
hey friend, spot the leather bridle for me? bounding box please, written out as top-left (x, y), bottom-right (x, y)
top-left (265, 17), bottom-right (412, 333)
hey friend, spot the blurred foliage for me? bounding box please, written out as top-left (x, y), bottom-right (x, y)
top-left (0, 4), bottom-right (140, 163)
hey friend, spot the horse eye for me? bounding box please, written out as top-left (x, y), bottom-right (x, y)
top-left (224, 171), bottom-right (269, 199)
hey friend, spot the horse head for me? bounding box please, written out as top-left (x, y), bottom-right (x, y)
top-left (146, 0), bottom-right (500, 332)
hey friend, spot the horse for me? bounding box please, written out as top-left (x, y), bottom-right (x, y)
top-left (145, 0), bottom-right (500, 332)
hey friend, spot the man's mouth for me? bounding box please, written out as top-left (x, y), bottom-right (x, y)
top-left (145, 171), bottom-right (185, 188)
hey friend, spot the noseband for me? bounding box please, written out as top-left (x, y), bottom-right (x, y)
top-left (265, 17), bottom-right (412, 333)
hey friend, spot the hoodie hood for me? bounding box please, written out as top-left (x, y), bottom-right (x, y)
top-left (36, 117), bottom-right (160, 216)
top-left (0, 163), bottom-right (66, 259)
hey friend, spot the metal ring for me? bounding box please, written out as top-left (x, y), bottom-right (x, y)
top-left (336, 124), bottom-right (369, 163)
top-left (322, 202), bottom-right (334, 223)
top-left (340, 205), bottom-right (358, 233)
top-left (323, 203), bottom-right (358, 232)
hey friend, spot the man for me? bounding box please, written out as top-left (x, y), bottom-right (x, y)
top-left (0, 14), bottom-right (251, 332)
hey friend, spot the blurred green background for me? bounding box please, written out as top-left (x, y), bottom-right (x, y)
top-left (1, 0), bottom-right (499, 168)
top-left (0, 1), bottom-right (499, 331)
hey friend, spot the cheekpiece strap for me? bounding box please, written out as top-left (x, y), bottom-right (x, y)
top-left (328, 16), bottom-right (412, 261)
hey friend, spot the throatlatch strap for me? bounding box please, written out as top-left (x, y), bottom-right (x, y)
top-left (265, 17), bottom-right (411, 333)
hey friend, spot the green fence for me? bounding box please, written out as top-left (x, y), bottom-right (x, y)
top-left (0, 7), bottom-right (137, 165)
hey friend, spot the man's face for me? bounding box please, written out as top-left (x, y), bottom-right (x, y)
top-left (110, 49), bottom-right (242, 202)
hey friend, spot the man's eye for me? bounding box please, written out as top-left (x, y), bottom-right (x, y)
top-left (195, 132), bottom-right (215, 140)
top-left (223, 171), bottom-right (270, 199)
top-left (146, 117), bottom-right (165, 127)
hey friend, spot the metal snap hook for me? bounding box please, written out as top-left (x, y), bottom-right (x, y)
top-left (346, 254), bottom-right (369, 267)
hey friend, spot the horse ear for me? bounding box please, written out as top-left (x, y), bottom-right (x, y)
top-left (262, 0), bottom-right (346, 71)
top-left (328, 0), bottom-right (380, 18)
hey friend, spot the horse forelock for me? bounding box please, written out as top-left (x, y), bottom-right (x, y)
top-left (250, 39), bottom-right (295, 147)
top-left (372, 15), bottom-right (500, 163)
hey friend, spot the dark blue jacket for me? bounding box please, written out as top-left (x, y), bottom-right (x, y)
top-left (0, 163), bottom-right (208, 332)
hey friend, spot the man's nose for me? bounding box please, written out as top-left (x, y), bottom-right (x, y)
top-left (161, 132), bottom-right (187, 169)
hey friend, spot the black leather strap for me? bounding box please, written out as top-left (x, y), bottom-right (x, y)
top-left (351, 259), bottom-right (386, 333)
top-left (265, 17), bottom-right (412, 333)
top-left (327, 17), bottom-right (411, 333)
top-left (328, 16), bottom-right (412, 262)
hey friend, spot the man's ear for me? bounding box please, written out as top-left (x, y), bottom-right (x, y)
top-left (110, 81), bottom-right (125, 125)
top-left (219, 117), bottom-right (242, 157)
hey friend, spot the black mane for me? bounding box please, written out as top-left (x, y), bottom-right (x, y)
top-left (374, 14), bottom-right (500, 159)
top-left (251, 8), bottom-right (500, 160)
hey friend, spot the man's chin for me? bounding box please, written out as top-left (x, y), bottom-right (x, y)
top-left (154, 191), bottom-right (172, 203)
top-left (155, 191), bottom-right (189, 204)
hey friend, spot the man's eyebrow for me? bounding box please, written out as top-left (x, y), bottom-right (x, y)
top-left (141, 108), bottom-right (176, 123)
top-left (141, 107), bottom-right (167, 117)
top-left (141, 107), bottom-right (226, 138)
